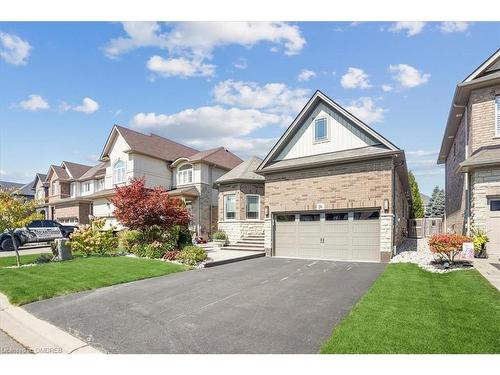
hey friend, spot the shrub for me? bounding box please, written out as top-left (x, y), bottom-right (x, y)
top-left (176, 245), bottom-right (207, 266)
top-left (35, 254), bottom-right (53, 264)
top-left (471, 227), bottom-right (489, 255)
top-left (163, 250), bottom-right (180, 261)
top-left (428, 234), bottom-right (471, 263)
top-left (69, 221), bottom-right (118, 256)
top-left (212, 231), bottom-right (227, 240)
top-left (144, 241), bottom-right (174, 259)
top-left (118, 230), bottom-right (144, 251)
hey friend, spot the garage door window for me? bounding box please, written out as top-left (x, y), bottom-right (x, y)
top-left (354, 211), bottom-right (380, 220)
top-left (491, 200), bottom-right (500, 211)
top-left (224, 194), bottom-right (236, 220)
top-left (276, 214), bottom-right (295, 222)
top-left (325, 212), bottom-right (348, 221)
top-left (300, 214), bottom-right (320, 221)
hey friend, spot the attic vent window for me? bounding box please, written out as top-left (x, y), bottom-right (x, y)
top-left (314, 117), bottom-right (328, 143)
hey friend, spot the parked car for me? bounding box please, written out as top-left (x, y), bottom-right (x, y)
top-left (0, 220), bottom-right (77, 251)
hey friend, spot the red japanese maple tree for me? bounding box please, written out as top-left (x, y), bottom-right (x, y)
top-left (111, 178), bottom-right (190, 233)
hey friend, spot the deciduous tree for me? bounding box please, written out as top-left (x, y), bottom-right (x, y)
top-left (0, 191), bottom-right (42, 266)
top-left (110, 178), bottom-right (190, 240)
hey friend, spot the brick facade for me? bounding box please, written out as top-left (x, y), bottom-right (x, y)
top-left (470, 86), bottom-right (500, 154)
top-left (445, 116), bottom-right (467, 233)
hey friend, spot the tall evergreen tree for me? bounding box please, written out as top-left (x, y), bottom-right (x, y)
top-left (427, 186), bottom-right (445, 218)
top-left (408, 171), bottom-right (424, 219)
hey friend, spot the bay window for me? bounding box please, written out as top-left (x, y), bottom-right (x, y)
top-left (113, 159), bottom-right (126, 184)
top-left (224, 194), bottom-right (236, 220)
top-left (246, 195), bottom-right (260, 220)
top-left (177, 164), bottom-right (193, 185)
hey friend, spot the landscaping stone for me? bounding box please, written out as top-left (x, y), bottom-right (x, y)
top-left (392, 238), bottom-right (473, 273)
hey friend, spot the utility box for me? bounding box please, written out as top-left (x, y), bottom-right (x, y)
top-left (55, 238), bottom-right (73, 261)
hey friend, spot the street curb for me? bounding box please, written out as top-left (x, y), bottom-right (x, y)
top-left (0, 293), bottom-right (101, 354)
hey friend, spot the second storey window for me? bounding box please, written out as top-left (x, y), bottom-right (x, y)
top-left (177, 164), bottom-right (193, 185)
top-left (82, 181), bottom-right (91, 193)
top-left (496, 95), bottom-right (500, 136)
top-left (314, 117), bottom-right (328, 142)
top-left (51, 181), bottom-right (58, 195)
top-left (224, 194), bottom-right (236, 220)
top-left (96, 178), bottom-right (105, 191)
top-left (70, 182), bottom-right (76, 197)
top-left (113, 160), bottom-right (126, 184)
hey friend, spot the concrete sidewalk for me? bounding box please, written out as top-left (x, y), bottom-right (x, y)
top-left (473, 259), bottom-right (500, 291)
top-left (0, 246), bottom-right (52, 257)
top-left (0, 293), bottom-right (101, 354)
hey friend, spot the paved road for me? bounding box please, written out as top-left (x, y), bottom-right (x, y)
top-left (25, 257), bottom-right (385, 353)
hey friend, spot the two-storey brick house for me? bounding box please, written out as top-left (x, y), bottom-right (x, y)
top-left (438, 49), bottom-right (500, 258)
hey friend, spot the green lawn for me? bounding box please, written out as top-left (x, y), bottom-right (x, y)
top-left (0, 253), bottom-right (186, 305)
top-left (321, 263), bottom-right (500, 354)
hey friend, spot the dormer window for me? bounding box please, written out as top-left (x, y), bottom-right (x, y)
top-left (177, 164), bottom-right (193, 185)
top-left (314, 117), bottom-right (328, 143)
top-left (113, 160), bottom-right (126, 184)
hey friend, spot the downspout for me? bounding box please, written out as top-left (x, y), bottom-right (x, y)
top-left (453, 103), bottom-right (470, 236)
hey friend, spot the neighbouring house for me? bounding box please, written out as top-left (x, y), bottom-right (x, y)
top-left (0, 180), bottom-right (35, 201)
top-left (46, 161), bottom-right (93, 225)
top-left (218, 90), bottom-right (411, 262)
top-left (33, 173), bottom-right (49, 218)
top-left (437, 48), bottom-right (500, 258)
top-left (84, 125), bottom-right (242, 239)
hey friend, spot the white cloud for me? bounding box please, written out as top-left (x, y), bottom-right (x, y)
top-left (297, 69), bottom-right (316, 82)
top-left (340, 67), bottom-right (371, 89)
top-left (61, 97), bottom-right (100, 114)
top-left (344, 97), bottom-right (385, 124)
top-left (0, 169), bottom-right (6, 176)
top-left (381, 84), bottom-right (393, 92)
top-left (147, 55), bottom-right (215, 78)
top-left (233, 58), bottom-right (248, 70)
top-left (18, 94), bottom-right (49, 111)
top-left (389, 22), bottom-right (426, 37)
top-left (188, 136), bottom-right (278, 159)
top-left (389, 64), bottom-right (430, 88)
top-left (105, 22), bottom-right (305, 78)
top-left (0, 32), bottom-right (31, 65)
top-left (131, 106), bottom-right (281, 140)
top-left (406, 149), bottom-right (439, 157)
top-left (439, 22), bottom-right (470, 33)
top-left (213, 80), bottom-right (310, 116)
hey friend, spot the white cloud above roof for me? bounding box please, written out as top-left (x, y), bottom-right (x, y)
top-left (18, 94), bottom-right (49, 111)
top-left (0, 31), bottom-right (31, 65)
top-left (340, 67), bottom-right (371, 89)
top-left (389, 64), bottom-right (430, 88)
top-left (344, 97), bottom-right (385, 124)
top-left (389, 22), bottom-right (426, 37)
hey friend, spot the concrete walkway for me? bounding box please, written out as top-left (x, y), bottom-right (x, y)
top-left (0, 329), bottom-right (31, 354)
top-left (203, 247), bottom-right (265, 267)
top-left (473, 258), bottom-right (500, 291)
top-left (0, 293), bottom-right (100, 354)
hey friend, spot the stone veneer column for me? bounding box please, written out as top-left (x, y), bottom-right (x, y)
top-left (264, 218), bottom-right (272, 256)
top-left (379, 214), bottom-right (394, 262)
top-left (471, 168), bottom-right (500, 230)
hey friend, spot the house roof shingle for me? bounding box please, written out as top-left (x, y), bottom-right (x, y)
top-left (62, 161), bottom-right (93, 179)
top-left (459, 145), bottom-right (500, 172)
top-left (49, 165), bottom-right (70, 180)
top-left (113, 125), bottom-right (199, 162)
top-left (79, 161), bottom-right (109, 181)
top-left (216, 156), bottom-right (264, 184)
top-left (189, 147), bottom-right (243, 170)
top-left (0, 180), bottom-right (24, 191)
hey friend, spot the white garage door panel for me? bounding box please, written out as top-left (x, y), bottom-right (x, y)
top-left (275, 222), bottom-right (298, 258)
top-left (275, 211), bottom-right (380, 262)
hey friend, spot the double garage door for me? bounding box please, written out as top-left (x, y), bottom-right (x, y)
top-left (274, 210), bottom-right (380, 262)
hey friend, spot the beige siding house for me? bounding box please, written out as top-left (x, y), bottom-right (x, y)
top-left (85, 125), bottom-right (242, 239)
top-left (438, 49), bottom-right (500, 258)
top-left (217, 91), bottom-right (410, 262)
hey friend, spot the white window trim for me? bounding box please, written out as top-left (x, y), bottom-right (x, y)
top-left (495, 95), bottom-right (500, 137)
top-left (82, 181), bottom-right (91, 193)
top-left (245, 194), bottom-right (260, 220)
top-left (224, 194), bottom-right (236, 221)
top-left (177, 163), bottom-right (193, 186)
top-left (113, 159), bottom-right (126, 185)
top-left (313, 116), bottom-right (329, 144)
top-left (70, 182), bottom-right (76, 197)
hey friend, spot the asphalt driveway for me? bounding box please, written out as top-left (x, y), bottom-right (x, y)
top-left (25, 257), bottom-right (385, 353)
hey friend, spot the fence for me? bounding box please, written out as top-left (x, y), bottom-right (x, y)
top-left (408, 218), bottom-right (443, 238)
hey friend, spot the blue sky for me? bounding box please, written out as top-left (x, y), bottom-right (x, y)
top-left (1, 21), bottom-right (499, 195)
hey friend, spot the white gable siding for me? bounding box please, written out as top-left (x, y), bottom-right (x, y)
top-left (276, 102), bottom-right (378, 161)
top-left (104, 133), bottom-right (133, 189)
